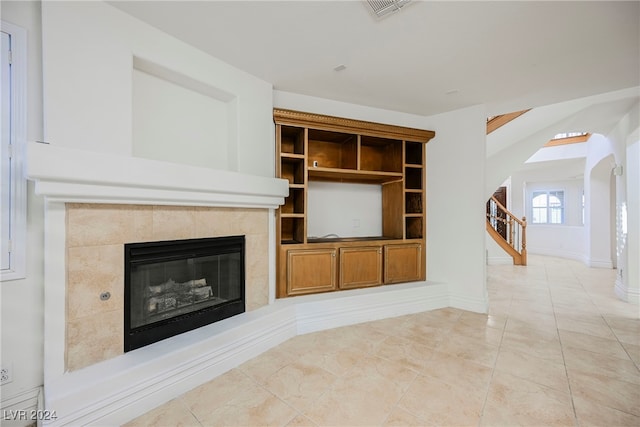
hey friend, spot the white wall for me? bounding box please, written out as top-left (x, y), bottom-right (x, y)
top-left (425, 105), bottom-right (488, 311)
top-left (274, 91), bottom-right (488, 312)
top-left (307, 182), bottom-right (382, 239)
top-left (613, 102), bottom-right (640, 303)
top-left (132, 65), bottom-right (231, 170)
top-left (1, 0), bottom-right (45, 419)
top-left (624, 136), bottom-right (640, 303)
top-left (524, 178), bottom-right (586, 261)
top-left (41, 0), bottom-right (273, 176)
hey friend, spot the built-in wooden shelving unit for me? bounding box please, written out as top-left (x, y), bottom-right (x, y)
top-left (274, 109), bottom-right (435, 298)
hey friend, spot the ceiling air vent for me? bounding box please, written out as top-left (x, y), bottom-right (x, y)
top-left (366, 0), bottom-right (412, 18)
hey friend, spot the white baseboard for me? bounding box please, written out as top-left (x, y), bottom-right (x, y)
top-left (449, 294), bottom-right (489, 314)
top-left (43, 282), bottom-right (449, 426)
top-left (587, 257), bottom-right (614, 269)
top-left (486, 256), bottom-right (513, 266)
top-left (528, 247), bottom-right (586, 263)
top-left (615, 278), bottom-right (640, 304)
top-left (1, 386), bottom-right (41, 427)
top-left (296, 281), bottom-right (449, 334)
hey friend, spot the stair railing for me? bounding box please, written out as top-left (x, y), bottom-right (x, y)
top-left (486, 196), bottom-right (527, 265)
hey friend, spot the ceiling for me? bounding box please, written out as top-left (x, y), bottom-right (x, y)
top-left (110, 1), bottom-right (640, 117)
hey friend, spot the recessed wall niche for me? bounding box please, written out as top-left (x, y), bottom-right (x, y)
top-left (132, 57), bottom-right (238, 170)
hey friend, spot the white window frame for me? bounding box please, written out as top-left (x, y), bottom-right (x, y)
top-left (531, 190), bottom-right (565, 225)
top-left (1, 20), bottom-right (27, 281)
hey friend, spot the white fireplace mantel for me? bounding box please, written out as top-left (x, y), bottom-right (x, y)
top-left (25, 142), bottom-right (289, 208)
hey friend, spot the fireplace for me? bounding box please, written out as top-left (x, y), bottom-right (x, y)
top-left (124, 235), bottom-right (245, 351)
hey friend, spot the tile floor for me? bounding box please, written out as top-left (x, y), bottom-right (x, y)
top-left (126, 255), bottom-right (640, 426)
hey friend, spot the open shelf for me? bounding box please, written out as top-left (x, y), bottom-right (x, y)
top-left (405, 217), bottom-right (423, 239)
top-left (308, 167), bottom-right (403, 183)
top-left (280, 125), bottom-right (305, 155)
top-left (281, 217), bottom-right (305, 244)
top-left (360, 135), bottom-right (402, 173)
top-left (308, 129), bottom-right (357, 170)
top-left (281, 157), bottom-right (305, 185)
top-left (281, 188), bottom-right (305, 215)
top-left (405, 192), bottom-right (423, 214)
top-left (405, 166), bottom-right (423, 190)
top-left (405, 141), bottom-right (423, 165)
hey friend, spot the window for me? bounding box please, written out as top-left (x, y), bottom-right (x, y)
top-left (531, 190), bottom-right (564, 224)
top-left (552, 132), bottom-right (588, 139)
top-left (1, 21), bottom-right (26, 281)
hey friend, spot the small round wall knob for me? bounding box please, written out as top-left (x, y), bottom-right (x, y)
top-left (100, 292), bottom-right (111, 301)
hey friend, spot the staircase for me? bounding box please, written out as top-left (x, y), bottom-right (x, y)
top-left (486, 196), bottom-right (527, 265)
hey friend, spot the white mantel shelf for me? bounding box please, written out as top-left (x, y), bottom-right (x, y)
top-left (25, 142), bottom-right (289, 208)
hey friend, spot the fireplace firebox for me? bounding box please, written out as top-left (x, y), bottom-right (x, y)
top-left (124, 236), bottom-right (245, 352)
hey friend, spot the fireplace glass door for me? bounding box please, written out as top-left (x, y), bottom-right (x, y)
top-left (125, 236), bottom-right (245, 351)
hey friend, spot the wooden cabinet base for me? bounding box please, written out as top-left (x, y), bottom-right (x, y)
top-left (286, 248), bottom-right (337, 296)
top-left (278, 241), bottom-right (424, 298)
top-left (384, 243), bottom-right (422, 284)
top-left (339, 246), bottom-right (382, 289)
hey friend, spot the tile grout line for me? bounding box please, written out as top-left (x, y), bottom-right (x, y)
top-left (477, 302), bottom-right (510, 427)
top-left (548, 260), bottom-right (588, 425)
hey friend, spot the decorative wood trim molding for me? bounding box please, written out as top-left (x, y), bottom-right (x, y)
top-left (486, 109), bottom-right (530, 134)
top-left (273, 109), bottom-right (435, 142)
top-left (544, 133), bottom-right (591, 147)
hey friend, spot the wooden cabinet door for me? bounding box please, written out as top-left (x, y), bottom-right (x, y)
top-left (339, 246), bottom-right (382, 289)
top-left (384, 243), bottom-right (422, 284)
top-left (286, 248), bottom-right (337, 295)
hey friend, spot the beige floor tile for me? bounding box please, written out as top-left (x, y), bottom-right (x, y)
top-left (238, 347), bottom-right (297, 385)
top-left (382, 407), bottom-right (428, 426)
top-left (123, 398), bottom-right (201, 427)
top-left (398, 374), bottom-right (485, 426)
top-left (303, 355), bottom-right (417, 425)
top-left (285, 414), bottom-right (318, 427)
top-left (182, 369), bottom-right (297, 426)
top-left (505, 317), bottom-right (560, 341)
top-left (605, 316), bottom-right (640, 346)
top-left (194, 388), bottom-right (297, 427)
top-left (481, 371), bottom-right (576, 426)
top-left (302, 359), bottom-right (412, 427)
top-left (494, 347), bottom-right (570, 393)
top-left (393, 321), bottom-right (448, 347)
top-left (573, 396), bottom-right (640, 427)
top-left (434, 334), bottom-right (500, 368)
top-left (559, 329), bottom-right (631, 360)
top-left (449, 313), bottom-right (506, 345)
top-left (422, 351), bottom-right (493, 390)
top-left (300, 348), bottom-right (363, 377)
top-left (568, 370), bottom-right (640, 416)
top-left (375, 335), bottom-right (436, 372)
top-left (507, 310), bottom-right (558, 330)
top-left (555, 313), bottom-right (616, 339)
top-left (500, 330), bottom-right (564, 363)
top-left (180, 369), bottom-right (255, 416)
top-left (343, 354), bottom-right (418, 393)
top-left (262, 361), bottom-right (337, 412)
top-left (563, 346), bottom-right (640, 385)
top-left (622, 341), bottom-right (640, 367)
top-left (365, 313), bottom-right (412, 336)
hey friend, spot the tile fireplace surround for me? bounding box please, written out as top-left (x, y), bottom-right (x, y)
top-left (26, 142), bottom-right (448, 426)
top-left (66, 203), bottom-right (270, 371)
